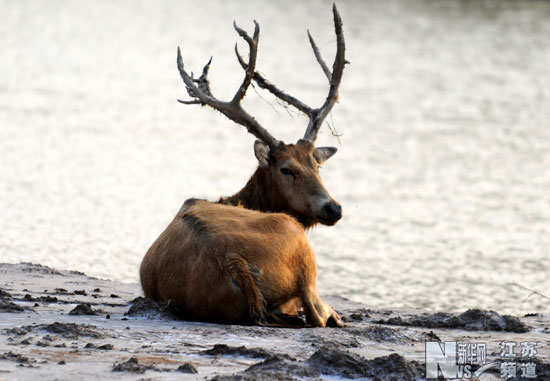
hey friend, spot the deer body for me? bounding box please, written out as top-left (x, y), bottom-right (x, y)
top-left (140, 199), bottom-right (338, 326)
top-left (140, 5), bottom-right (347, 327)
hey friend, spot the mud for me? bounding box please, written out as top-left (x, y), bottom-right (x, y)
top-left (201, 344), bottom-right (292, 360)
top-left (0, 288), bottom-right (12, 299)
top-left (0, 298), bottom-right (26, 313)
top-left (69, 302), bottom-right (96, 315)
top-left (4, 322), bottom-right (103, 340)
top-left (346, 326), bottom-right (408, 343)
top-left (212, 356), bottom-right (317, 381)
top-left (212, 346), bottom-right (425, 380)
top-left (112, 357), bottom-right (156, 373)
top-left (306, 345), bottom-right (422, 379)
top-left (375, 308), bottom-right (530, 333)
top-left (176, 363), bottom-right (198, 373)
top-left (124, 296), bottom-right (181, 319)
top-left (0, 263), bottom-right (548, 380)
top-left (85, 343), bottom-right (113, 350)
top-left (0, 352), bottom-right (32, 364)
top-left (23, 294), bottom-right (59, 303)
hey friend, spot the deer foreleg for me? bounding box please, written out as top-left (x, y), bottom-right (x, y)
top-left (302, 289), bottom-right (343, 328)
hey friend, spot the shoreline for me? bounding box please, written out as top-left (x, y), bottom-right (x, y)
top-left (1, 262), bottom-right (548, 380)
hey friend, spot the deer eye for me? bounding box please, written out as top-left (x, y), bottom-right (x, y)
top-left (280, 167), bottom-right (293, 176)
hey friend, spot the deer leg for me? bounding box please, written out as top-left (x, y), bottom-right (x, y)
top-left (225, 253), bottom-right (266, 325)
top-left (301, 289), bottom-right (343, 328)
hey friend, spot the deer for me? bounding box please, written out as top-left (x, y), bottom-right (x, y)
top-left (140, 4), bottom-right (347, 328)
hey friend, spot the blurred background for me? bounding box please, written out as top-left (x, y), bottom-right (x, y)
top-left (1, 0), bottom-right (549, 315)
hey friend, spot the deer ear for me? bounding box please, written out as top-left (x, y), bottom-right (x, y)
top-left (254, 140), bottom-right (270, 167)
top-left (313, 146), bottom-right (337, 164)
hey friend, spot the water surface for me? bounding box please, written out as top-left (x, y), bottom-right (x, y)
top-left (1, 0), bottom-right (549, 315)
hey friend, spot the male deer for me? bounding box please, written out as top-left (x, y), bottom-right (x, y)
top-left (140, 5), bottom-right (347, 327)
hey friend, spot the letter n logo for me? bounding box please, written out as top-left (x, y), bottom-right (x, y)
top-left (426, 341), bottom-right (460, 379)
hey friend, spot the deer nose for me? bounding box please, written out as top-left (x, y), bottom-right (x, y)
top-left (322, 202), bottom-right (342, 224)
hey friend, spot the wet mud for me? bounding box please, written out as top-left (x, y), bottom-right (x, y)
top-left (6, 322), bottom-right (103, 340)
top-left (201, 344), bottom-right (293, 360)
top-left (124, 296), bottom-right (182, 319)
top-left (0, 298), bottom-right (26, 313)
top-left (375, 308), bottom-right (530, 333)
top-left (212, 345), bottom-right (424, 380)
top-left (112, 357), bottom-right (157, 373)
top-left (69, 302), bottom-right (96, 315)
top-left (0, 263), bottom-right (548, 380)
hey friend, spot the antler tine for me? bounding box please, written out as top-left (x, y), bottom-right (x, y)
top-left (176, 23), bottom-right (281, 150)
top-left (177, 48), bottom-right (225, 108)
top-left (307, 30), bottom-right (331, 82)
top-left (232, 20), bottom-right (260, 105)
top-left (303, 3), bottom-right (347, 142)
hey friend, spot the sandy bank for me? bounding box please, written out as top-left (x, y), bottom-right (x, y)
top-left (0, 263), bottom-right (548, 380)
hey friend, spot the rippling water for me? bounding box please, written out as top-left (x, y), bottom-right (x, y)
top-left (1, 0), bottom-right (549, 315)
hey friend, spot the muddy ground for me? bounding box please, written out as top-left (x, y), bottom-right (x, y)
top-left (0, 263), bottom-right (548, 380)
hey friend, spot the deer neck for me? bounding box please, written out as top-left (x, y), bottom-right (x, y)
top-left (218, 167), bottom-right (316, 229)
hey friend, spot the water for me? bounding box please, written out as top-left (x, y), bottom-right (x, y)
top-left (1, 0), bottom-right (549, 315)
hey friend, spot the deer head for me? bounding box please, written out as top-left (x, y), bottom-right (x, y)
top-left (176, 4), bottom-right (347, 228)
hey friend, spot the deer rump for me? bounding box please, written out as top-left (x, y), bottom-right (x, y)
top-left (140, 199), bottom-right (342, 327)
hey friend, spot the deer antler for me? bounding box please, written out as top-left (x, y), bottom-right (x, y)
top-left (177, 21), bottom-right (281, 150)
top-left (235, 4), bottom-right (347, 143)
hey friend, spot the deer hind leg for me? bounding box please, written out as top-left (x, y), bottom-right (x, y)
top-left (302, 288), bottom-right (343, 328)
top-left (225, 253), bottom-right (266, 325)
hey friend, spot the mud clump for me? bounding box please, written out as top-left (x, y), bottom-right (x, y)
top-left (23, 294), bottom-right (58, 303)
top-left (42, 322), bottom-right (102, 339)
top-left (69, 302), bottom-right (96, 315)
top-left (0, 288), bottom-right (12, 299)
top-left (0, 298), bottom-right (25, 313)
top-left (4, 326), bottom-right (33, 336)
top-left (376, 309), bottom-right (530, 333)
top-left (201, 344), bottom-right (289, 360)
top-left (211, 356), bottom-right (313, 381)
top-left (112, 357), bottom-right (156, 374)
top-left (0, 287), bottom-right (26, 312)
top-left (124, 297), bottom-right (182, 319)
top-left (248, 356), bottom-right (319, 378)
top-left (176, 363), bottom-right (198, 373)
top-left (213, 346), bottom-right (424, 380)
top-left (0, 351), bottom-right (32, 364)
top-left (306, 346), bottom-right (371, 378)
top-left (85, 343), bottom-right (113, 350)
top-left (308, 347), bottom-right (423, 380)
top-left (347, 326), bottom-right (407, 343)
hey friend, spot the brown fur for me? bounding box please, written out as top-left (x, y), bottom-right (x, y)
top-left (140, 200), bottom-right (342, 327)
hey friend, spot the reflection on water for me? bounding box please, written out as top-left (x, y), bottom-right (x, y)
top-left (1, 0), bottom-right (549, 315)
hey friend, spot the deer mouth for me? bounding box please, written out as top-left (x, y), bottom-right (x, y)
top-left (317, 216), bottom-right (341, 226)
top-left (316, 202), bottom-right (343, 225)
